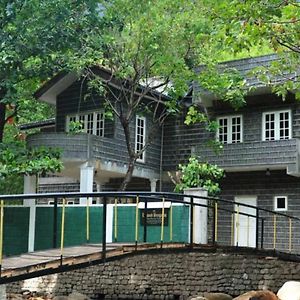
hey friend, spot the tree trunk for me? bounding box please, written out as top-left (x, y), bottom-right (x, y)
top-left (119, 116), bottom-right (137, 190)
top-left (119, 156), bottom-right (136, 191)
top-left (0, 102), bottom-right (6, 143)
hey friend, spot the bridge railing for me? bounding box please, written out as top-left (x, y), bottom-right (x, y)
top-left (0, 191), bottom-right (299, 275)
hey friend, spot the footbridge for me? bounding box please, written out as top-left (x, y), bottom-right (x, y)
top-left (0, 191), bottom-right (300, 285)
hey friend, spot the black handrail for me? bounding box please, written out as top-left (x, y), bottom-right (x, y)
top-left (1, 191), bottom-right (298, 221)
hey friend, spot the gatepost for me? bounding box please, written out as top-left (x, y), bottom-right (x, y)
top-left (184, 187), bottom-right (208, 244)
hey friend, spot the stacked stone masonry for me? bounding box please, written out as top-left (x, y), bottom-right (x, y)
top-left (7, 250), bottom-right (300, 299)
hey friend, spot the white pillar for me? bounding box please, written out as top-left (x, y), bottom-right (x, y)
top-left (0, 284), bottom-right (6, 299)
top-left (23, 175), bottom-right (37, 252)
top-left (150, 179), bottom-right (158, 192)
top-left (184, 187), bottom-right (208, 244)
top-left (80, 164), bottom-right (94, 205)
top-left (106, 204), bottom-right (113, 243)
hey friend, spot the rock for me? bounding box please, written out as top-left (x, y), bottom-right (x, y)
top-left (53, 296), bottom-right (69, 300)
top-left (188, 297), bottom-right (207, 300)
top-left (68, 292), bottom-right (90, 300)
top-left (234, 291), bottom-right (277, 300)
top-left (7, 293), bottom-right (23, 300)
top-left (249, 291), bottom-right (278, 300)
top-left (204, 292), bottom-right (233, 300)
top-left (233, 291), bottom-right (257, 300)
top-left (277, 281), bottom-right (300, 300)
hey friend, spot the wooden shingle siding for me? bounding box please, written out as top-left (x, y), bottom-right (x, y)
top-left (163, 93), bottom-right (300, 173)
top-left (217, 170), bottom-right (300, 253)
top-left (54, 78), bottom-right (162, 174)
top-left (27, 133), bottom-right (91, 160)
top-left (162, 111), bottom-right (212, 171)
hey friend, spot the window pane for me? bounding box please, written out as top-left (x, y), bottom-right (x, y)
top-left (136, 117), bottom-right (146, 161)
top-left (95, 112), bottom-right (105, 136)
top-left (279, 111), bottom-right (290, 139)
top-left (87, 113), bottom-right (93, 134)
top-left (264, 113), bottom-right (275, 141)
top-left (231, 116), bottom-right (241, 143)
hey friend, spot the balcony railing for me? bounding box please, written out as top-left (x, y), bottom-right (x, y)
top-left (26, 133), bottom-right (160, 177)
top-left (195, 138), bottom-right (300, 174)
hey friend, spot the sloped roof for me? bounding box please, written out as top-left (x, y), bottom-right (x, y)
top-left (193, 54), bottom-right (299, 106)
top-left (34, 66), bottom-right (171, 105)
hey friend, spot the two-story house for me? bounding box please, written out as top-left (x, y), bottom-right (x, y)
top-left (163, 54), bottom-right (300, 250)
top-left (25, 66), bottom-right (167, 203)
top-left (25, 54), bottom-right (300, 250)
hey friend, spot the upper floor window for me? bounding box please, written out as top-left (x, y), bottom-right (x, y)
top-left (66, 111), bottom-right (105, 136)
top-left (217, 115), bottom-right (243, 144)
top-left (262, 110), bottom-right (291, 141)
top-left (135, 115), bottom-right (146, 162)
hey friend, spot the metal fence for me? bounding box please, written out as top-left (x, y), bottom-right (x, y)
top-left (0, 191), bottom-right (299, 276)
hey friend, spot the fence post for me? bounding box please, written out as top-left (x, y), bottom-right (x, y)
top-left (135, 196), bottom-right (139, 250)
top-left (184, 188), bottom-right (208, 245)
top-left (143, 197), bottom-right (148, 243)
top-left (102, 197), bottom-right (107, 261)
top-left (256, 208), bottom-right (259, 250)
top-left (60, 198), bottom-right (66, 266)
top-left (24, 175), bottom-right (37, 252)
top-left (261, 218), bottom-right (264, 249)
top-left (53, 198), bottom-right (58, 248)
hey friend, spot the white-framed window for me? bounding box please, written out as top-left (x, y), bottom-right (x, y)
top-left (216, 115), bottom-right (243, 144)
top-left (262, 110), bottom-right (291, 141)
top-left (66, 111), bottom-right (105, 137)
top-left (135, 115), bottom-right (146, 162)
top-left (274, 196), bottom-right (288, 211)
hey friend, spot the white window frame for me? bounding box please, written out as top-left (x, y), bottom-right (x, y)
top-left (216, 115), bottom-right (243, 144)
top-left (66, 111), bottom-right (105, 137)
top-left (262, 110), bottom-right (292, 141)
top-left (274, 196), bottom-right (288, 212)
top-left (135, 115), bottom-right (146, 163)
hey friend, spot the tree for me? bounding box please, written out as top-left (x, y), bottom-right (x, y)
top-left (213, 0), bottom-right (300, 98)
top-left (0, 0), bottom-right (101, 141)
top-left (180, 0), bottom-right (300, 145)
top-left (75, 0), bottom-right (253, 190)
top-left (0, 0), bottom-right (101, 193)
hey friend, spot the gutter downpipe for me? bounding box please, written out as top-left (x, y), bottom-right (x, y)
top-left (159, 124), bottom-right (164, 192)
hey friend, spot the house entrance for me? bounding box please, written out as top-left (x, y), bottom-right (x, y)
top-left (234, 196), bottom-right (257, 247)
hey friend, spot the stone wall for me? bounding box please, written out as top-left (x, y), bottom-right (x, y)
top-left (7, 249), bottom-right (300, 300)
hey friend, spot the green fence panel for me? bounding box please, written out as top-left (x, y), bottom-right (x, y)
top-left (35, 206), bottom-right (103, 251)
top-left (113, 205), bottom-right (189, 243)
top-left (4, 207), bottom-right (30, 256)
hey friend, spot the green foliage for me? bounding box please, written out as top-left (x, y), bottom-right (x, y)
top-left (0, 143), bottom-right (63, 178)
top-left (0, 175), bottom-right (24, 195)
top-left (68, 121), bottom-right (84, 134)
top-left (185, 106), bottom-right (218, 133)
top-left (175, 157), bottom-right (224, 196)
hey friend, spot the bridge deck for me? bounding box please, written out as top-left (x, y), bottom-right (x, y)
top-left (0, 243), bottom-right (186, 284)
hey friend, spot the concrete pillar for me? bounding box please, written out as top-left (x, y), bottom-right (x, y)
top-left (80, 164), bottom-right (94, 205)
top-left (184, 187), bottom-right (208, 244)
top-left (23, 175), bottom-right (37, 252)
top-left (150, 179), bottom-right (158, 192)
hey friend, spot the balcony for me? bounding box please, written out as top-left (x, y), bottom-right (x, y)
top-left (195, 138), bottom-right (300, 176)
top-left (26, 133), bottom-right (159, 179)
